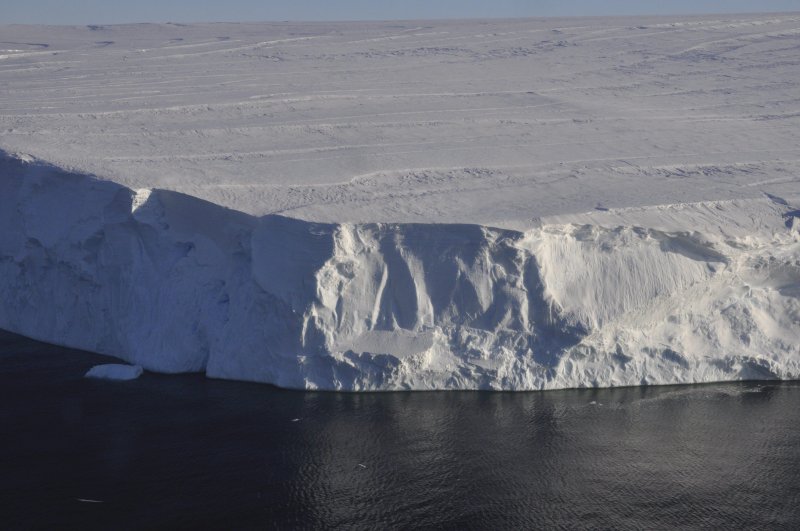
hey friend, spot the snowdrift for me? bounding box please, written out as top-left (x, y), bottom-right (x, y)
top-left (2, 151), bottom-right (798, 390)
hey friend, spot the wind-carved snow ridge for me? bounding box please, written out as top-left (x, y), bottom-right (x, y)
top-left (1, 150), bottom-right (799, 390)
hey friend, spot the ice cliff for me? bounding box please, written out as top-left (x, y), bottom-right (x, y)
top-left (2, 151), bottom-right (798, 390)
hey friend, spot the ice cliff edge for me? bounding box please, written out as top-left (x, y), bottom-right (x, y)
top-left (1, 151), bottom-right (799, 390)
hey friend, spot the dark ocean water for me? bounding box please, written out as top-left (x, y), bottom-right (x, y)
top-left (2, 330), bottom-right (800, 530)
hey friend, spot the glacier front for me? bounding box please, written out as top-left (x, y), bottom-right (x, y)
top-left (1, 15), bottom-right (799, 390)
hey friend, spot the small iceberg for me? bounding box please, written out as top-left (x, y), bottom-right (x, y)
top-left (84, 364), bottom-right (143, 381)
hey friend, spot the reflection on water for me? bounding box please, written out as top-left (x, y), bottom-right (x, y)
top-left (2, 330), bottom-right (800, 529)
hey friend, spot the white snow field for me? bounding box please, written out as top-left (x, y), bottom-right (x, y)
top-left (1, 14), bottom-right (799, 390)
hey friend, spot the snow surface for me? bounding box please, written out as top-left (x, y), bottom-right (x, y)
top-left (85, 364), bottom-right (144, 381)
top-left (1, 15), bottom-right (799, 390)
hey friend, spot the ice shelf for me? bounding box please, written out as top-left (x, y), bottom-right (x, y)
top-left (1, 15), bottom-right (799, 389)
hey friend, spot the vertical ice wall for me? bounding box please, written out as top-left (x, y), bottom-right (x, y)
top-left (1, 152), bottom-right (799, 390)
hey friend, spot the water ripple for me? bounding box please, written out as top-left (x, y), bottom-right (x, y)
top-left (2, 331), bottom-right (800, 528)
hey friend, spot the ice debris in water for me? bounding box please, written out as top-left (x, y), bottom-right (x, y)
top-left (84, 364), bottom-right (144, 381)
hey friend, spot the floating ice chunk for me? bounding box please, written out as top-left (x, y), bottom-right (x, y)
top-left (84, 364), bottom-right (143, 381)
